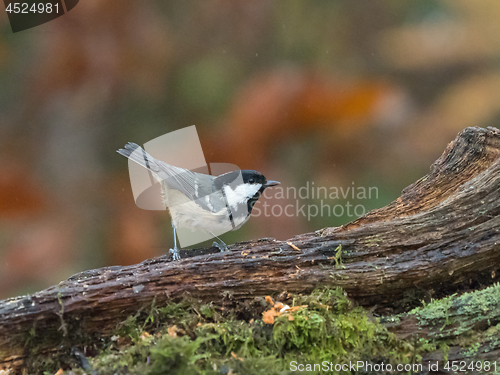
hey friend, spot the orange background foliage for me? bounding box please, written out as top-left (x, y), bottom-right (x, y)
top-left (1, 0), bottom-right (500, 298)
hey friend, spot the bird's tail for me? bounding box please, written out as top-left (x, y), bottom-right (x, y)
top-left (117, 142), bottom-right (163, 175)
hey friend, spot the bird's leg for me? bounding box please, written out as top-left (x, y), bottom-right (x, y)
top-left (210, 232), bottom-right (228, 252)
top-left (169, 223), bottom-right (181, 260)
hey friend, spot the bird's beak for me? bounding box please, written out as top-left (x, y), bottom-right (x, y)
top-left (265, 180), bottom-right (280, 187)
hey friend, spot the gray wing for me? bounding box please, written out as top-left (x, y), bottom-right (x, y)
top-left (117, 142), bottom-right (226, 212)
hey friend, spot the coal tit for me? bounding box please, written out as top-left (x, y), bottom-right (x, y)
top-left (117, 142), bottom-right (280, 260)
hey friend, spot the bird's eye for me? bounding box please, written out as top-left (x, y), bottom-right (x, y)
top-left (248, 178), bottom-right (255, 184)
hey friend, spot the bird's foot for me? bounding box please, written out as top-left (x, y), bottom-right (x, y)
top-left (169, 247), bottom-right (181, 261)
top-left (212, 241), bottom-right (228, 252)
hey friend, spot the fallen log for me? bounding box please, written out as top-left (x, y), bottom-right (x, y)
top-left (385, 282), bottom-right (500, 374)
top-left (2, 126), bottom-right (500, 372)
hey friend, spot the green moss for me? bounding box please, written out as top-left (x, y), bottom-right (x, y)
top-left (400, 283), bottom-right (500, 363)
top-left (462, 341), bottom-right (481, 358)
top-left (22, 282), bottom-right (500, 374)
top-left (40, 287), bottom-right (432, 375)
top-left (365, 235), bottom-right (383, 246)
top-left (330, 245), bottom-right (344, 269)
top-left (409, 283), bottom-right (500, 337)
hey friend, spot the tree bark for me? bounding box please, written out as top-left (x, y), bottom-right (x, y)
top-left (2, 126), bottom-right (500, 371)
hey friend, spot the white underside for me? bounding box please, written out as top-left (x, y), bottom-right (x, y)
top-left (169, 200), bottom-right (250, 232)
top-left (159, 180), bottom-right (259, 233)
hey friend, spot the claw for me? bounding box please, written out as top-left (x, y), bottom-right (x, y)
top-left (169, 247), bottom-right (181, 261)
top-left (212, 241), bottom-right (228, 252)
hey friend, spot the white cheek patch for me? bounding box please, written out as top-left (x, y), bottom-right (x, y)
top-left (246, 183), bottom-right (262, 198)
top-left (223, 184), bottom-right (262, 209)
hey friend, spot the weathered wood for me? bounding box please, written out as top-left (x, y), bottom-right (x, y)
top-left (385, 283), bottom-right (500, 374)
top-left (2, 126), bottom-right (500, 370)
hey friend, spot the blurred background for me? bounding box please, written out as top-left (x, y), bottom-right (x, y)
top-left (1, 0), bottom-right (500, 299)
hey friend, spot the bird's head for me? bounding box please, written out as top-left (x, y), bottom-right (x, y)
top-left (240, 170), bottom-right (280, 211)
top-left (215, 169), bottom-right (280, 213)
top-left (241, 170), bottom-right (280, 191)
